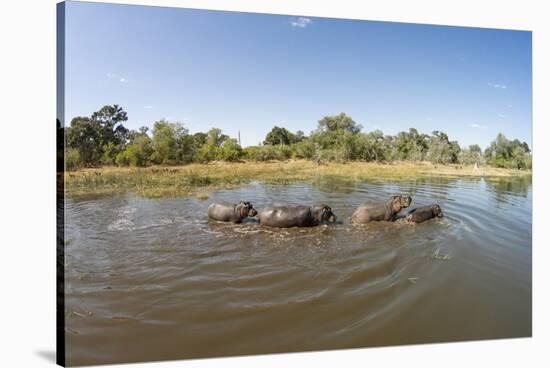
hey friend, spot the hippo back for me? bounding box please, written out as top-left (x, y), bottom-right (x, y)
top-left (208, 203), bottom-right (240, 223)
top-left (259, 205), bottom-right (316, 228)
top-left (406, 205), bottom-right (441, 223)
top-left (351, 202), bottom-right (392, 223)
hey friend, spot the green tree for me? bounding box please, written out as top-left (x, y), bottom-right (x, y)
top-left (263, 126), bottom-right (301, 145)
top-left (194, 144), bottom-right (220, 162)
top-left (291, 139), bottom-right (317, 159)
top-left (65, 148), bottom-right (82, 171)
top-left (206, 128), bottom-right (229, 147)
top-left (484, 133), bottom-right (531, 169)
top-left (353, 130), bottom-right (390, 162)
top-left (150, 119), bottom-right (190, 164)
top-left (459, 144), bottom-right (483, 165)
top-left (65, 105), bottom-right (130, 166)
top-left (66, 116), bottom-right (103, 166)
top-left (309, 113), bottom-right (362, 158)
top-left (317, 113), bottom-right (361, 134)
top-left (191, 128), bottom-right (232, 162)
top-left (192, 132), bottom-right (208, 147)
top-left (91, 104), bottom-right (129, 146)
top-left (219, 138), bottom-right (243, 162)
top-left (425, 131), bottom-right (460, 164)
top-left (394, 128), bottom-right (429, 161)
top-left (116, 135), bottom-right (153, 167)
top-left (127, 126), bottom-right (150, 143)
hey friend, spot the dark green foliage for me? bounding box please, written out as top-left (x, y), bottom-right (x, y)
top-left (206, 128), bottom-right (229, 147)
top-left (116, 135), bottom-right (154, 167)
top-left (66, 116), bottom-right (103, 166)
top-left (291, 139), bottom-right (317, 159)
top-left (219, 138), bottom-right (243, 162)
top-left (65, 107), bottom-right (530, 169)
top-left (150, 119), bottom-right (193, 164)
top-left (66, 105), bottom-right (130, 166)
top-left (192, 132), bottom-right (208, 147)
top-left (263, 126), bottom-right (303, 145)
top-left (65, 148), bottom-right (82, 171)
top-left (394, 128), bottom-right (430, 161)
top-left (459, 144), bottom-right (483, 165)
top-left (424, 131), bottom-right (460, 164)
top-left (243, 145), bottom-right (292, 161)
top-left (484, 133), bottom-right (531, 169)
top-left (192, 128), bottom-right (232, 162)
top-left (91, 104), bottom-right (129, 147)
top-left (317, 113), bottom-right (361, 134)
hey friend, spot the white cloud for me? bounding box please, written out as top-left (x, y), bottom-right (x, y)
top-left (468, 123), bottom-right (488, 129)
top-left (106, 73), bottom-right (129, 83)
top-left (488, 82), bottom-right (507, 89)
top-left (498, 113), bottom-right (508, 118)
top-left (290, 17), bottom-right (312, 28)
top-left (144, 105), bottom-right (153, 110)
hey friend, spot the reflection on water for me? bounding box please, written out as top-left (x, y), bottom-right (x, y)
top-left (64, 176), bottom-right (532, 365)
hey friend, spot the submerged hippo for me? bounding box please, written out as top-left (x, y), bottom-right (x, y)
top-left (351, 195), bottom-right (412, 224)
top-left (259, 204), bottom-right (337, 228)
top-left (405, 204), bottom-right (443, 223)
top-left (207, 201), bottom-right (258, 223)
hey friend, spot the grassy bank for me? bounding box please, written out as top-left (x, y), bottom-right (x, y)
top-left (64, 160), bottom-right (531, 198)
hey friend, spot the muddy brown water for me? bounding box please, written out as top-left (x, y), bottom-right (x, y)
top-left (64, 177), bottom-right (532, 366)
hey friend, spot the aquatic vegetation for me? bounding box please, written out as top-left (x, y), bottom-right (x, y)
top-left (64, 160), bottom-right (531, 198)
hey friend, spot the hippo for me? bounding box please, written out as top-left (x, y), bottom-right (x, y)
top-left (405, 204), bottom-right (443, 223)
top-left (351, 195), bottom-right (412, 224)
top-left (259, 204), bottom-right (337, 228)
top-left (207, 201), bottom-right (258, 223)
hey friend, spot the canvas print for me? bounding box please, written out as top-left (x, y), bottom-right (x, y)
top-left (56, 1), bottom-right (532, 366)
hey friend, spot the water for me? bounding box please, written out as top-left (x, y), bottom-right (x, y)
top-left (64, 177), bottom-right (532, 366)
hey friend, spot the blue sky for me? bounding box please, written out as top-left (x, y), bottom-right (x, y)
top-left (64, 1), bottom-right (532, 148)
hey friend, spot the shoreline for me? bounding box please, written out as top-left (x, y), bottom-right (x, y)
top-left (63, 160), bottom-right (532, 198)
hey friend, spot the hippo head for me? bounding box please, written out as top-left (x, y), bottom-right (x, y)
top-left (390, 195), bottom-right (412, 213)
top-left (319, 205), bottom-right (337, 223)
top-left (236, 201), bottom-right (257, 218)
top-left (431, 204), bottom-right (443, 218)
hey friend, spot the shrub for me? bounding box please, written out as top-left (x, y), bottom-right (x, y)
top-left (65, 148), bottom-right (82, 171)
top-left (246, 145), bottom-right (292, 161)
top-left (116, 136), bottom-right (153, 167)
top-left (291, 140), bottom-right (317, 159)
top-left (219, 139), bottom-right (243, 162)
top-left (193, 144), bottom-right (220, 163)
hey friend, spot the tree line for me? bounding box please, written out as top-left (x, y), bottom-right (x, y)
top-left (62, 105), bottom-right (532, 170)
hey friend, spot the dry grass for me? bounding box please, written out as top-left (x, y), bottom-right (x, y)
top-left (64, 160), bottom-right (531, 198)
